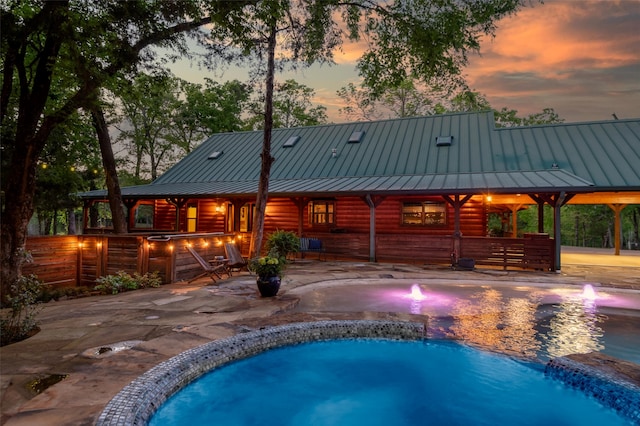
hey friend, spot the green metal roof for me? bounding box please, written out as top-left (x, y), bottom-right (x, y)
top-left (79, 112), bottom-right (640, 199)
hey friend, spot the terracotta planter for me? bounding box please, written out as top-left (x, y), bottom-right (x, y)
top-left (256, 275), bottom-right (281, 297)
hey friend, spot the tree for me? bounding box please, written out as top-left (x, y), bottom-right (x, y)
top-left (0, 0), bottom-right (244, 302)
top-left (208, 0), bottom-right (528, 258)
top-left (337, 82), bottom-right (383, 122)
top-left (172, 78), bottom-right (251, 153)
top-left (495, 106), bottom-right (564, 127)
top-left (448, 90), bottom-right (492, 113)
top-left (114, 72), bottom-right (183, 181)
top-left (381, 79), bottom-right (435, 118)
top-left (32, 110), bottom-right (100, 235)
top-left (112, 74), bottom-right (251, 181)
top-left (338, 79), bottom-right (436, 121)
top-left (245, 79), bottom-right (328, 130)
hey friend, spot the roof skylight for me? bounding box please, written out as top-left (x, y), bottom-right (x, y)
top-left (348, 130), bottom-right (365, 143)
top-left (208, 151), bottom-right (223, 159)
top-left (436, 136), bottom-right (453, 146)
top-left (283, 136), bottom-right (300, 148)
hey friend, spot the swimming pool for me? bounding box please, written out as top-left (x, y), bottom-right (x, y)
top-left (149, 339), bottom-right (630, 426)
top-left (96, 321), bottom-right (639, 426)
top-left (290, 280), bottom-right (640, 364)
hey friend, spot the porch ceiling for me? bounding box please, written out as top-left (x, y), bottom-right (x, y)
top-left (489, 192), bottom-right (640, 206)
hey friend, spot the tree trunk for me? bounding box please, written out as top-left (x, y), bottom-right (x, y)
top-left (249, 24), bottom-right (277, 259)
top-left (89, 105), bottom-right (128, 234)
top-left (67, 208), bottom-right (77, 235)
top-left (0, 2), bottom-right (68, 304)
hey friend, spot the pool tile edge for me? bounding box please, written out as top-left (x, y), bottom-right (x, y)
top-left (545, 355), bottom-right (640, 423)
top-left (95, 320), bottom-right (427, 426)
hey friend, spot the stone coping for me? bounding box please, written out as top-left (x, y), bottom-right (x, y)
top-left (95, 320), bottom-right (427, 426)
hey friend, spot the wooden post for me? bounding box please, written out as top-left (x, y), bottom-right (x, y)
top-left (166, 197), bottom-right (188, 232)
top-left (509, 204), bottom-right (523, 238)
top-left (608, 204), bottom-right (626, 255)
top-left (363, 195), bottom-right (385, 262)
top-left (443, 194), bottom-right (473, 264)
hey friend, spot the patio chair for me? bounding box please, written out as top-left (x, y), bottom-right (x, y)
top-left (224, 243), bottom-right (249, 272)
top-left (186, 246), bottom-right (228, 284)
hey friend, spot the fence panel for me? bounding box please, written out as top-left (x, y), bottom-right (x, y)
top-left (24, 236), bottom-right (79, 287)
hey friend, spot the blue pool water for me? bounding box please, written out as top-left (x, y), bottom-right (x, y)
top-left (149, 339), bottom-right (629, 425)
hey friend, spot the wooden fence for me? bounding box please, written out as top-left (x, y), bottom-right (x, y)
top-left (23, 236), bottom-right (79, 287)
top-left (22, 232), bottom-right (554, 289)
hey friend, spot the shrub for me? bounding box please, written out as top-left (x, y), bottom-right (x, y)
top-left (94, 271), bottom-right (161, 295)
top-left (265, 230), bottom-right (299, 259)
top-left (249, 248), bottom-right (286, 278)
top-left (0, 274), bottom-right (43, 346)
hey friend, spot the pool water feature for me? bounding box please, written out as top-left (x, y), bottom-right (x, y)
top-left (150, 339), bottom-right (630, 426)
top-left (291, 280), bottom-right (640, 364)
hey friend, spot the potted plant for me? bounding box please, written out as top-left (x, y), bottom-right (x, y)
top-left (250, 231), bottom-right (299, 297)
top-left (265, 230), bottom-right (300, 260)
top-left (249, 248), bottom-right (286, 297)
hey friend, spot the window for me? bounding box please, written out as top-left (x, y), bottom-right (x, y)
top-left (309, 200), bottom-right (335, 225)
top-left (187, 204), bottom-right (197, 232)
top-left (88, 201), bottom-right (113, 228)
top-left (239, 203), bottom-right (254, 232)
top-left (402, 202), bottom-right (447, 226)
top-left (133, 203), bottom-right (154, 229)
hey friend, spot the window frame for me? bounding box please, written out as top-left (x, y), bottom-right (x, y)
top-left (186, 203), bottom-right (198, 232)
top-left (401, 201), bottom-right (447, 227)
top-left (132, 202), bottom-right (154, 230)
top-left (308, 199), bottom-right (336, 227)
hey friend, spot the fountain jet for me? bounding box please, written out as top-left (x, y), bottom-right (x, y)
top-left (581, 284), bottom-right (597, 301)
top-left (409, 284), bottom-right (427, 301)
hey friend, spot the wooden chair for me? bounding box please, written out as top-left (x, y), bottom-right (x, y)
top-left (224, 243), bottom-right (249, 272)
top-left (185, 246), bottom-right (228, 283)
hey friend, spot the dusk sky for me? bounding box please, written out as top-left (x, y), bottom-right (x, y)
top-left (174, 0), bottom-right (639, 124)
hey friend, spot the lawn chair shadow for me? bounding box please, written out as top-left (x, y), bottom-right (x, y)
top-left (224, 243), bottom-right (249, 273)
top-left (185, 245), bottom-right (228, 284)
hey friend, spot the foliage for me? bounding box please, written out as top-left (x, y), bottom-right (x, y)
top-left (94, 271), bottom-right (161, 295)
top-left (0, 0), bottom-right (244, 302)
top-left (494, 204), bottom-right (639, 250)
top-left (0, 275), bottom-right (43, 346)
top-left (338, 84), bottom-right (564, 129)
top-left (337, 82), bottom-right (383, 122)
top-left (172, 78), bottom-right (251, 152)
top-left (249, 249), bottom-right (287, 278)
top-left (494, 107), bottom-right (564, 128)
top-left (265, 230), bottom-right (300, 259)
top-left (245, 79), bottom-right (327, 130)
top-left (338, 79), bottom-right (438, 121)
top-left (251, 230), bottom-right (299, 277)
top-left (112, 72), bottom-right (182, 181)
top-left (36, 286), bottom-right (92, 303)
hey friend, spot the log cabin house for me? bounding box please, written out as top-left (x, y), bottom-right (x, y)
top-left (75, 112), bottom-right (640, 284)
